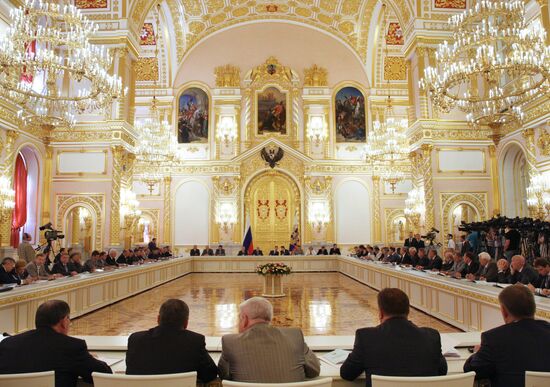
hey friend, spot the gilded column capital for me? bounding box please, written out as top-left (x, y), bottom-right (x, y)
top-left (488, 144), bottom-right (497, 157)
top-left (420, 144), bottom-right (433, 155)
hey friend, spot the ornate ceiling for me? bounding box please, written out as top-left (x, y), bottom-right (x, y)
top-left (129, 0), bottom-right (414, 63)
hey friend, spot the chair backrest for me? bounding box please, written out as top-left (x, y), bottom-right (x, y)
top-left (92, 371), bottom-right (197, 387)
top-left (371, 372), bottom-right (475, 387)
top-left (0, 371), bottom-right (55, 387)
top-left (222, 377), bottom-right (333, 387)
top-left (525, 371), bottom-right (550, 387)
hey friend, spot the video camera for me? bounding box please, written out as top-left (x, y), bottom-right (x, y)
top-left (39, 222), bottom-right (65, 242)
top-left (421, 227), bottom-right (440, 243)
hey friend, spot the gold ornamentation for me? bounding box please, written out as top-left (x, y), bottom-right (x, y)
top-left (304, 176), bottom-right (332, 195)
top-left (110, 146), bottom-right (124, 246)
top-left (212, 176), bottom-right (240, 196)
top-left (386, 22), bottom-right (404, 45)
top-left (75, 0), bottom-right (108, 9)
top-left (56, 194), bottom-right (104, 250)
top-left (538, 127), bottom-right (550, 157)
top-left (421, 145), bottom-right (435, 230)
top-left (140, 23), bottom-right (156, 45)
top-left (372, 175), bottom-right (381, 242)
top-left (522, 128), bottom-right (538, 172)
top-left (163, 176), bottom-right (171, 244)
top-left (135, 57), bottom-right (159, 82)
top-left (385, 208), bottom-right (407, 242)
top-left (384, 57), bottom-right (407, 81)
top-left (215, 65), bottom-right (241, 88)
top-left (303, 65), bottom-right (328, 87)
top-left (440, 193), bottom-right (488, 237)
top-left (434, 0), bottom-right (466, 9)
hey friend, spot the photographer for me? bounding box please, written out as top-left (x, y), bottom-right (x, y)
top-left (504, 225), bottom-right (521, 262)
top-left (17, 233), bottom-right (35, 263)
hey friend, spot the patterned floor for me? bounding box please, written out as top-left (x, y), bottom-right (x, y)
top-left (70, 272), bottom-right (460, 336)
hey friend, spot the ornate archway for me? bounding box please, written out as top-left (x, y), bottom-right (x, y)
top-left (244, 170), bottom-right (301, 252)
top-left (56, 195), bottom-right (104, 251)
top-left (440, 193), bottom-right (487, 237)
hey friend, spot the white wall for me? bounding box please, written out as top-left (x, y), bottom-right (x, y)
top-left (334, 180), bottom-right (371, 244)
top-left (174, 181), bottom-right (210, 245)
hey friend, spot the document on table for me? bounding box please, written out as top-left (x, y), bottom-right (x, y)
top-left (441, 335), bottom-right (461, 358)
top-left (97, 356), bottom-right (124, 367)
top-left (320, 349), bottom-right (351, 365)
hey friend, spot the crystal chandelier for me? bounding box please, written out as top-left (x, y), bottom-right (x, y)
top-left (404, 188), bottom-right (425, 229)
top-left (526, 173), bottom-right (550, 220)
top-left (0, 0), bottom-right (125, 128)
top-left (0, 175), bottom-right (16, 212)
top-left (306, 115), bottom-right (328, 146)
top-left (120, 188), bottom-right (141, 219)
top-left (421, 0), bottom-right (550, 140)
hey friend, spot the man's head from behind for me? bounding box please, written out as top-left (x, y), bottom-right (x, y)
top-left (377, 288), bottom-right (410, 323)
top-left (35, 300), bottom-right (71, 335)
top-left (238, 297), bottom-right (273, 333)
top-left (158, 299), bottom-right (189, 330)
top-left (498, 284), bottom-right (535, 324)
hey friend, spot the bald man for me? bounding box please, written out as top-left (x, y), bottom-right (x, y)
top-left (509, 255), bottom-right (538, 286)
top-left (218, 297), bottom-right (320, 383)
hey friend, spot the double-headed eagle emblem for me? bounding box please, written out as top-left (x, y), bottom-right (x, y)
top-left (261, 145), bottom-right (284, 169)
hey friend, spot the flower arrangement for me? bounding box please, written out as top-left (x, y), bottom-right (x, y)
top-left (256, 262), bottom-right (292, 276)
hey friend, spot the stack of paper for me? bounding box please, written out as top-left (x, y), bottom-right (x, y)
top-left (320, 349), bottom-right (351, 365)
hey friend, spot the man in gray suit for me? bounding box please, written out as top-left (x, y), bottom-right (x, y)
top-left (218, 297), bottom-right (320, 383)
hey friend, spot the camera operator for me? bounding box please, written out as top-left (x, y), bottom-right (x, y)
top-left (504, 225), bottom-right (521, 262)
top-left (17, 233), bottom-right (35, 263)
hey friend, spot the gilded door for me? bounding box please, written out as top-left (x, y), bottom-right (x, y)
top-left (246, 173), bottom-right (299, 252)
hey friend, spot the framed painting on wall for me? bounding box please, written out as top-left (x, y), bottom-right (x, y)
top-left (257, 86), bottom-right (287, 135)
top-left (177, 87), bottom-right (209, 143)
top-left (335, 86), bottom-right (366, 143)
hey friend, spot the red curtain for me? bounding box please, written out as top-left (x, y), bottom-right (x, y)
top-left (11, 154), bottom-right (27, 248)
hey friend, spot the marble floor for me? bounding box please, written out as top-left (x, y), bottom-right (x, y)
top-left (70, 273), bottom-right (460, 336)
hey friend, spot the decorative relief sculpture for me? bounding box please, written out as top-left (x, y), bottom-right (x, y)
top-left (303, 65), bottom-right (328, 87)
top-left (261, 145), bottom-right (284, 169)
top-left (214, 65), bottom-right (241, 88)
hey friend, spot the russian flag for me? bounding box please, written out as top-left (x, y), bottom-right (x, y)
top-left (242, 215), bottom-right (254, 255)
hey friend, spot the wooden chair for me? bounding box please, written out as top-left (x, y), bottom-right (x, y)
top-left (92, 371), bottom-right (197, 387)
top-left (0, 370), bottom-right (55, 387)
top-left (222, 377), bottom-right (333, 387)
top-left (371, 372), bottom-right (475, 387)
top-left (525, 371), bottom-right (550, 387)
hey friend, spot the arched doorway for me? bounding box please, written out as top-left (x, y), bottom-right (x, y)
top-left (64, 205), bottom-right (95, 258)
top-left (500, 143), bottom-right (529, 217)
top-left (244, 171), bottom-right (300, 252)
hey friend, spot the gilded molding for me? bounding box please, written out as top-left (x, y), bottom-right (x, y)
top-left (110, 146), bottom-right (124, 246)
top-left (163, 176), bottom-right (171, 245)
top-left (372, 175), bottom-right (382, 242)
top-left (384, 208), bottom-right (407, 242)
top-left (303, 65), bottom-right (328, 87)
top-left (214, 65), bottom-right (241, 88)
top-left (56, 194), bottom-right (104, 251)
top-left (0, 131), bottom-right (19, 247)
top-left (420, 144), bottom-right (435, 231)
top-left (538, 127), bottom-right (550, 157)
top-left (440, 192), bottom-right (488, 237)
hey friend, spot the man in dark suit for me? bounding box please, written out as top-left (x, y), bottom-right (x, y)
top-left (105, 249), bottom-right (119, 267)
top-left (413, 234), bottom-right (425, 249)
top-left (529, 258), bottom-right (550, 296)
top-left (425, 249), bottom-right (443, 271)
top-left (269, 246), bottom-right (279, 256)
top-left (0, 300), bottom-right (111, 386)
top-left (456, 252), bottom-right (479, 278)
top-left (404, 232), bottom-right (415, 248)
top-left (252, 248), bottom-right (263, 256)
top-left (190, 245), bottom-right (201, 256)
top-left (201, 246), bottom-right (214, 256)
top-left (317, 246), bottom-right (329, 255)
top-left (148, 237), bottom-right (157, 252)
top-left (467, 252), bottom-right (498, 282)
top-left (415, 248), bottom-right (429, 269)
top-left (340, 288), bottom-right (447, 387)
top-left (116, 249), bottom-right (133, 265)
top-left (281, 246), bottom-right (291, 256)
top-left (464, 285), bottom-right (550, 387)
top-left (215, 245), bottom-right (226, 256)
top-left (329, 244), bottom-right (341, 255)
top-left (51, 253), bottom-right (77, 276)
top-left (237, 246), bottom-right (248, 256)
top-left (509, 255), bottom-right (538, 285)
top-left (126, 299), bottom-right (217, 382)
top-left (496, 259), bottom-right (511, 283)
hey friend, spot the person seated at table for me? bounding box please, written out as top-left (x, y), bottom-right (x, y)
top-left (237, 246), bottom-right (248, 256)
top-left (148, 248), bottom-right (162, 260)
top-left (293, 244), bottom-right (304, 255)
top-left (105, 249), bottom-right (119, 267)
top-left (442, 252), bottom-right (465, 276)
top-left (305, 246), bottom-right (316, 256)
top-left (68, 252), bottom-right (84, 274)
top-left (340, 288), bottom-right (447, 387)
top-left (464, 284), bottom-right (550, 387)
top-left (83, 250), bottom-right (104, 273)
top-left (117, 249), bottom-right (132, 265)
top-left (0, 257), bottom-right (33, 285)
top-left (0, 300), bottom-right (112, 386)
top-left (508, 255), bottom-right (538, 286)
top-left (441, 251), bottom-right (454, 272)
top-left (496, 259), bottom-right (511, 283)
top-left (190, 245), bottom-right (201, 256)
top-left (218, 297), bottom-right (320, 383)
top-left (162, 246), bottom-right (173, 258)
top-left (26, 253), bottom-right (55, 280)
top-left (329, 244), bottom-right (341, 255)
top-left (126, 299), bottom-right (218, 382)
top-left (201, 246), bottom-right (214, 256)
top-left (252, 247), bottom-right (263, 256)
top-left (215, 245), bottom-right (226, 256)
top-left (467, 252), bottom-right (497, 282)
top-left (280, 246), bottom-right (290, 255)
top-left (414, 248), bottom-right (429, 269)
top-left (269, 246), bottom-right (279, 256)
top-left (52, 253), bottom-right (77, 277)
top-left (528, 258), bottom-right (550, 296)
top-left (456, 252), bottom-right (479, 279)
top-left (316, 245), bottom-right (328, 255)
top-left (425, 249), bottom-right (443, 271)
top-left (54, 247), bottom-right (66, 263)
top-left (15, 259), bottom-right (31, 282)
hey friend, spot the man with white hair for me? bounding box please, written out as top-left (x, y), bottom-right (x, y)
top-left (509, 255), bottom-right (538, 285)
top-left (466, 252), bottom-right (498, 282)
top-left (218, 296), bottom-right (320, 383)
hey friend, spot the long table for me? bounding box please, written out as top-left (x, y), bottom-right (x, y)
top-left (1, 255), bottom-right (549, 334)
top-left (74, 332), bottom-right (481, 386)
